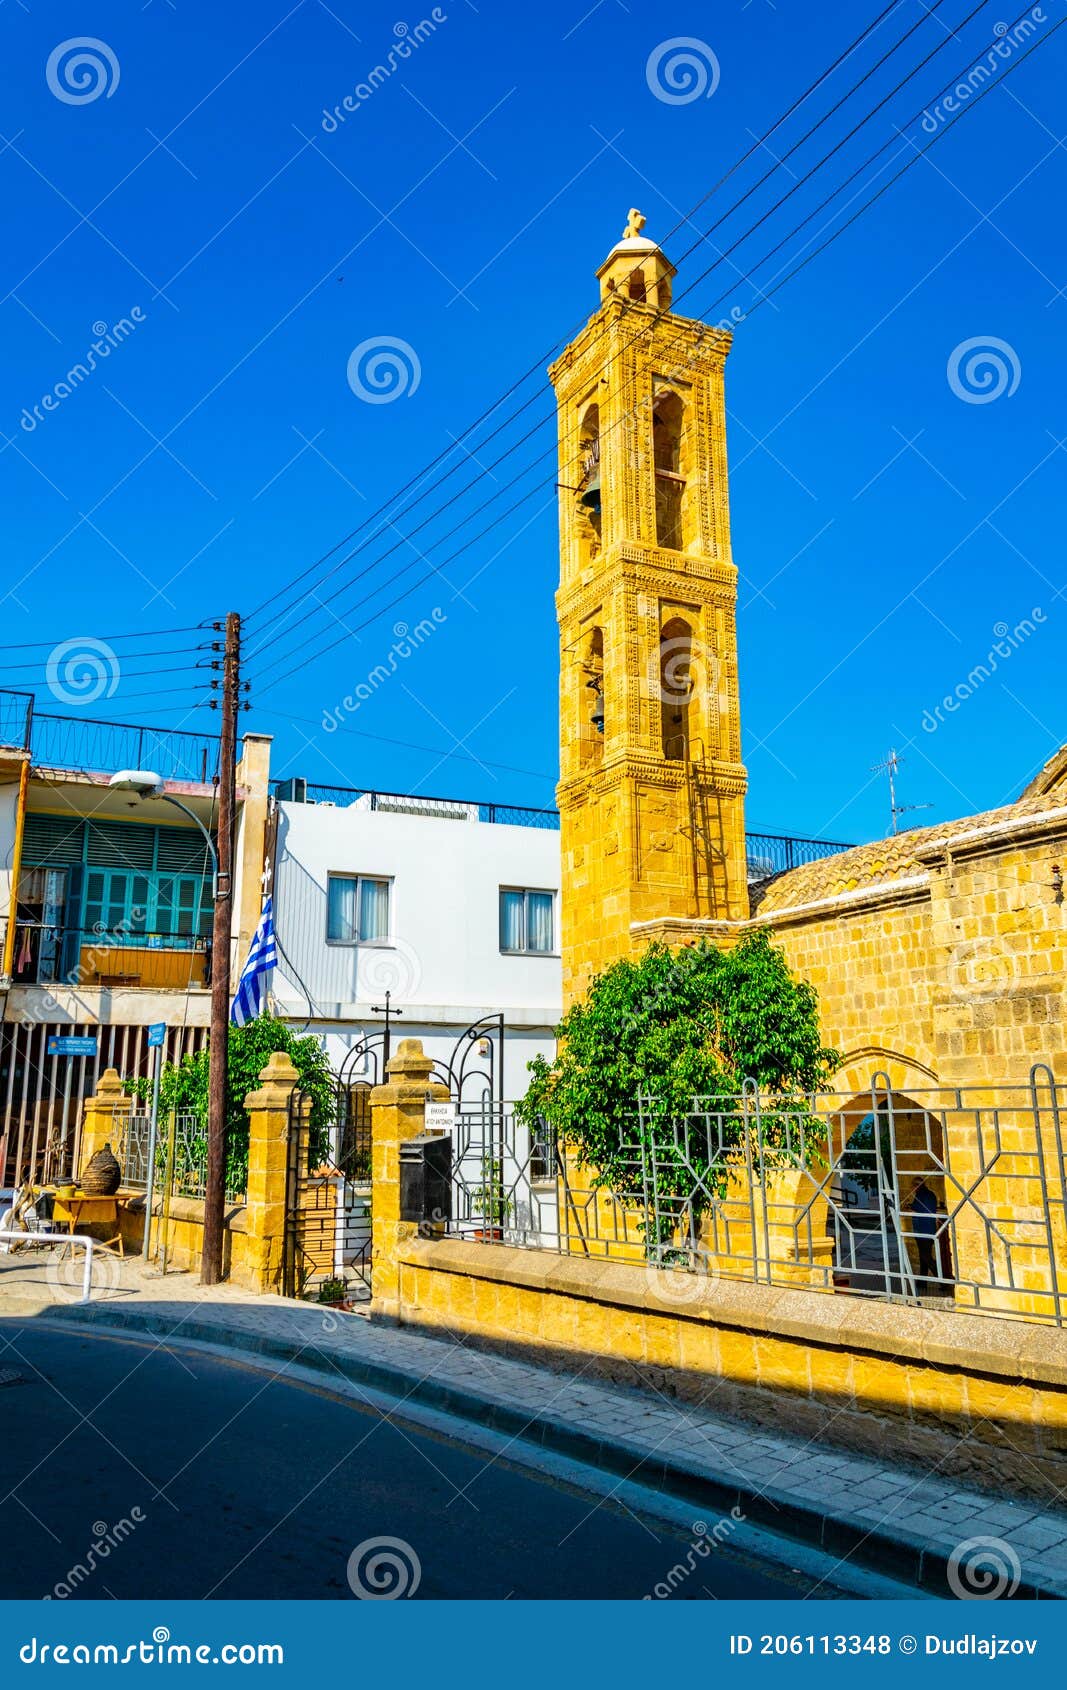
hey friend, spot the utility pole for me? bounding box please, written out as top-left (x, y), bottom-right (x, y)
top-left (202, 610), bottom-right (241, 1286)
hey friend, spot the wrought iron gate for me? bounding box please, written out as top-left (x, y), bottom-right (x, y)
top-left (282, 1087), bottom-right (372, 1302)
top-left (280, 1016), bottom-right (507, 1303)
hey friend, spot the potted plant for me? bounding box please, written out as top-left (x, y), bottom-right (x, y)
top-left (468, 1154), bottom-right (513, 1242)
top-left (315, 1276), bottom-right (349, 1310)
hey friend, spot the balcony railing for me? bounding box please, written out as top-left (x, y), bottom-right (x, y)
top-left (0, 690), bottom-right (34, 752)
top-left (272, 779), bottom-right (561, 831)
top-left (11, 923), bottom-right (211, 986)
top-left (746, 830), bottom-right (853, 882)
top-left (31, 714), bottom-right (219, 784)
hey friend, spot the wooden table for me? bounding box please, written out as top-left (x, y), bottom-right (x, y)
top-left (49, 1191), bottom-right (125, 1257)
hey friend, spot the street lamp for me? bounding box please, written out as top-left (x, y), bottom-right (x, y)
top-left (108, 770), bottom-right (218, 893)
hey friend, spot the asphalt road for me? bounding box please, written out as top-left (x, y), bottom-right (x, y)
top-left (1, 1320), bottom-right (854, 1600)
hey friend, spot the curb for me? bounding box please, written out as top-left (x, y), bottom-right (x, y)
top-left (46, 1302), bottom-right (1057, 1602)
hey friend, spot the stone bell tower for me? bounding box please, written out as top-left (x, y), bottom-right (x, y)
top-left (550, 210), bottom-right (749, 1006)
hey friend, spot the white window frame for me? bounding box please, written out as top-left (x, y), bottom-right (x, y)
top-left (499, 886), bottom-right (557, 956)
top-left (325, 872), bottom-right (393, 947)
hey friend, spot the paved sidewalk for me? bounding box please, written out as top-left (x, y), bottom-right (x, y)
top-left (5, 1252), bottom-right (1064, 1600)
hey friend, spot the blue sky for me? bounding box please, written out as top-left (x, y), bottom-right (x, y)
top-left (2, 0), bottom-right (1065, 843)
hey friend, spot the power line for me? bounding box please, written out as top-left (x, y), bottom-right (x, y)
top-left (255, 705), bottom-right (556, 784)
top-left (243, 0), bottom-right (924, 643)
top-left (0, 624), bottom-right (214, 653)
top-left (0, 653), bottom-right (207, 677)
top-left (251, 2), bottom-right (1045, 689)
top-left (247, 0), bottom-right (1001, 686)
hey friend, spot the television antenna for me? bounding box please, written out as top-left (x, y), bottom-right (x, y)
top-left (871, 748), bottom-right (933, 834)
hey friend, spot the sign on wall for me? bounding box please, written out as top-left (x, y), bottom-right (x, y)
top-left (425, 1102), bottom-right (458, 1133)
top-left (46, 1035), bottom-right (98, 1057)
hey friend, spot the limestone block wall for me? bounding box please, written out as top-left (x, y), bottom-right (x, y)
top-left (395, 1237), bottom-right (1067, 1503)
top-left (768, 890), bottom-right (940, 1085)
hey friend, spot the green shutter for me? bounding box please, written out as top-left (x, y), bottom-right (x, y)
top-left (156, 826), bottom-right (212, 874)
top-left (85, 819), bottom-right (156, 870)
top-left (22, 813), bottom-right (85, 866)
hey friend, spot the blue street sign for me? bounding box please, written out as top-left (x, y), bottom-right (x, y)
top-left (47, 1035), bottom-right (98, 1057)
top-left (147, 1023), bottom-right (167, 1049)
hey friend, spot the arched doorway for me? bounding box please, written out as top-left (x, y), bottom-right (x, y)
top-left (827, 1087), bottom-right (955, 1302)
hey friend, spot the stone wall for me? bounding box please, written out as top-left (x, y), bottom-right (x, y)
top-left (393, 1236), bottom-right (1067, 1504)
top-left (634, 795), bottom-right (1067, 1096)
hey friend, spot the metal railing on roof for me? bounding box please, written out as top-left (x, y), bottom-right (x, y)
top-left (745, 830), bottom-right (853, 882)
top-left (272, 778), bottom-right (560, 830)
top-left (0, 691), bottom-right (220, 784)
top-left (0, 690), bottom-right (33, 752)
top-left (32, 714), bottom-right (219, 784)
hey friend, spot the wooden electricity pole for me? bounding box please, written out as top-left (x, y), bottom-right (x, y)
top-left (201, 610), bottom-right (241, 1286)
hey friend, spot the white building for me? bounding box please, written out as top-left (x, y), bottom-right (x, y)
top-left (270, 784), bottom-right (562, 1103)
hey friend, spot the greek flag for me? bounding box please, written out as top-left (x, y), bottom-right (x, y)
top-left (230, 897), bottom-right (277, 1026)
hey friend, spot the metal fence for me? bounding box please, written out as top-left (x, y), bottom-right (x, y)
top-left (0, 690), bottom-right (33, 751)
top-left (29, 712), bottom-right (219, 784)
top-left (113, 1108), bottom-right (243, 1202)
top-left (271, 779), bottom-right (560, 830)
top-left (445, 1068), bottom-right (1067, 1328)
top-left (745, 830), bottom-right (853, 881)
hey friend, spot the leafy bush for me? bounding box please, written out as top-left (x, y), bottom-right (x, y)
top-left (517, 933), bottom-right (839, 1247)
top-left (126, 1016), bottom-right (334, 1194)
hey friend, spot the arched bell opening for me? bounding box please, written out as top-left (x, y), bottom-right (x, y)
top-left (659, 615), bottom-right (695, 761)
top-left (581, 625), bottom-right (605, 767)
top-left (575, 403), bottom-right (602, 558)
top-left (652, 390), bottom-right (686, 552)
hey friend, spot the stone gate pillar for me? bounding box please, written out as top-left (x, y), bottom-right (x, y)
top-left (244, 1050), bottom-right (299, 1294)
top-left (370, 1038), bottom-right (450, 1320)
top-left (78, 1067), bottom-right (130, 1178)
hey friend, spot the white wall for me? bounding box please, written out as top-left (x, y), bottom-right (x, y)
top-left (271, 799), bottom-right (562, 1099)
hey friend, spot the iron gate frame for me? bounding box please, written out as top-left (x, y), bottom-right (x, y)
top-left (282, 1087), bottom-right (372, 1302)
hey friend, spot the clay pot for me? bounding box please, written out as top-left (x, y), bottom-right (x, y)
top-left (80, 1143), bottom-right (121, 1196)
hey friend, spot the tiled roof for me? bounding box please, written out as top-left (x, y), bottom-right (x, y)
top-left (752, 783), bottom-right (1067, 915)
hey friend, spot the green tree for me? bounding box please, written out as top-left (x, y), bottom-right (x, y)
top-left (127, 1016), bottom-right (334, 1194)
top-left (517, 933), bottom-right (839, 1247)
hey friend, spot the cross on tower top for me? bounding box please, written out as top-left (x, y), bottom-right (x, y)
top-left (623, 208), bottom-right (646, 240)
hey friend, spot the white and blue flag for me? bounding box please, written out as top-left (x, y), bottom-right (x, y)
top-left (230, 896), bottom-right (277, 1026)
